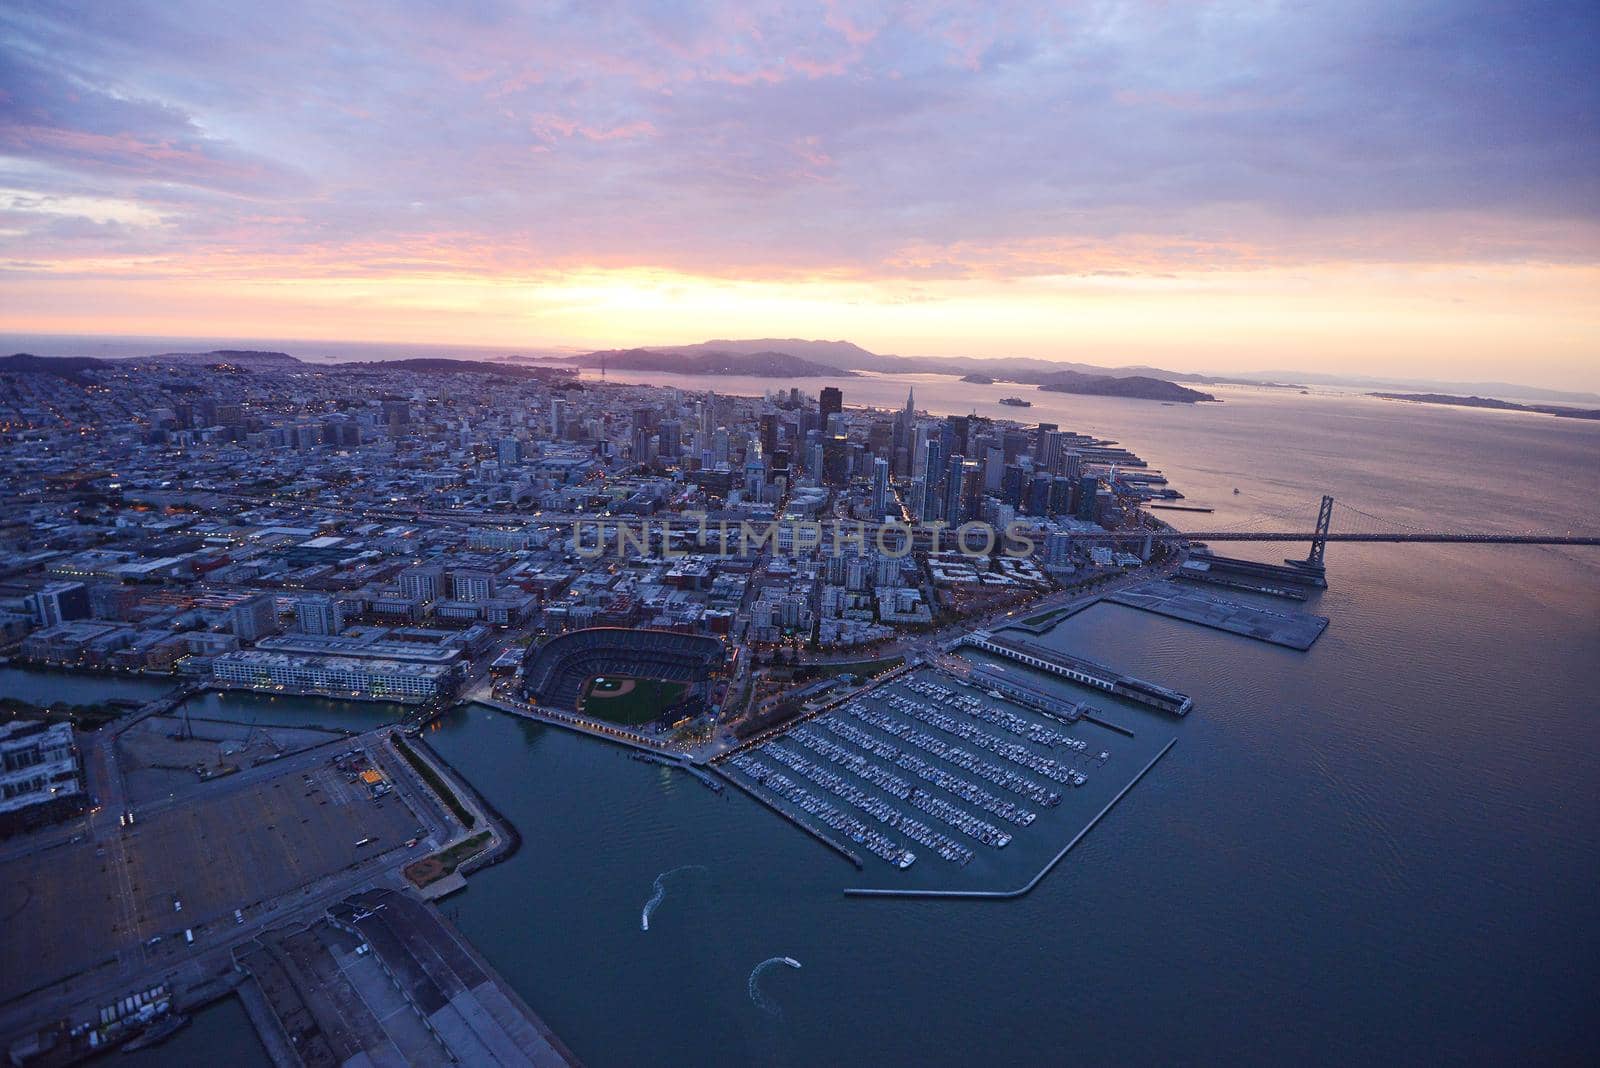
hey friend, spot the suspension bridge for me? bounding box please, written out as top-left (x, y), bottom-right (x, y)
top-left (1146, 495), bottom-right (1600, 549)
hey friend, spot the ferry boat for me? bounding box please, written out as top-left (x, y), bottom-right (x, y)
top-left (998, 396), bottom-right (1032, 407)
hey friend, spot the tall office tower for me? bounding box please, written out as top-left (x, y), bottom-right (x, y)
top-left (821, 437), bottom-right (849, 487)
top-left (657, 419), bottom-right (682, 459)
top-left (701, 390), bottom-right (717, 438)
top-left (768, 449), bottom-right (790, 486)
top-left (497, 437), bottom-right (523, 467)
top-left (909, 477), bottom-right (929, 521)
top-left (911, 425), bottom-right (930, 479)
top-left (713, 427), bottom-right (731, 464)
top-left (1002, 429), bottom-right (1031, 463)
top-left (849, 441), bottom-right (867, 480)
top-left (892, 387), bottom-right (916, 475)
top-left (953, 460), bottom-right (983, 526)
top-left (399, 565), bottom-right (444, 604)
top-left (1051, 476), bottom-right (1076, 516)
top-left (1027, 473), bottom-right (1053, 516)
top-left (819, 386), bottom-right (843, 420)
top-left (745, 457), bottom-right (766, 502)
top-left (1061, 450), bottom-right (1083, 483)
top-left (872, 457), bottom-right (891, 517)
top-left (1038, 430), bottom-right (1063, 474)
top-left (948, 414), bottom-right (970, 457)
top-left (760, 412), bottom-right (778, 456)
top-left (633, 406), bottom-right (659, 432)
top-left (867, 419), bottom-right (893, 458)
top-left (550, 397), bottom-right (568, 438)
top-left (294, 594), bottom-right (344, 636)
top-left (1002, 464), bottom-right (1026, 507)
top-left (923, 437), bottom-right (945, 501)
top-left (1076, 475), bottom-right (1101, 521)
top-left (942, 454), bottom-right (968, 524)
top-left (228, 593), bottom-right (279, 641)
top-left (984, 445), bottom-right (1005, 492)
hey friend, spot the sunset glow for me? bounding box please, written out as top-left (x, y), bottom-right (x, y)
top-left (2, 1), bottom-right (1597, 386)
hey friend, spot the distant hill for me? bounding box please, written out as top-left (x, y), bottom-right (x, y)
top-left (0, 353), bottom-right (114, 380)
top-left (656, 338), bottom-right (1195, 380)
top-left (137, 349), bottom-right (304, 368)
top-left (574, 347), bottom-right (858, 377)
top-left (1039, 372), bottom-right (1215, 403)
top-left (1371, 392), bottom-right (1600, 420)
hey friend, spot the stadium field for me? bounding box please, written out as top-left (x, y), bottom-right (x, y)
top-left (579, 675), bottom-right (690, 725)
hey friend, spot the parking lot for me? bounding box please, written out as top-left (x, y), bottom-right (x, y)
top-left (0, 755), bottom-right (422, 1002)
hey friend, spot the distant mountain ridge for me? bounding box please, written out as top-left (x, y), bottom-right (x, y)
top-left (566, 339), bottom-right (1214, 401)
top-left (1, 350), bottom-right (571, 381)
top-left (645, 338), bottom-right (1256, 386)
top-left (572, 347), bottom-right (860, 377)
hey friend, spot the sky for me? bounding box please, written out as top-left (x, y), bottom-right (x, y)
top-left (1, 1), bottom-right (1597, 388)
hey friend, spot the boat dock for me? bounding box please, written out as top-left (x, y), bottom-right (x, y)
top-left (958, 631), bottom-right (1194, 715)
top-left (957, 665), bottom-right (1094, 724)
top-left (1108, 578), bottom-right (1329, 650)
top-left (843, 737), bottom-right (1177, 899)
top-left (629, 751), bottom-right (724, 793)
top-left (711, 763), bottom-right (864, 869)
top-left (717, 666), bottom-right (1148, 885)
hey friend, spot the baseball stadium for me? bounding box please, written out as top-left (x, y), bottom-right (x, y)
top-left (521, 628), bottom-right (726, 730)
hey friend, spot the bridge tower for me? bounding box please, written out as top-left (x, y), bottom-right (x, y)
top-left (1307, 494), bottom-right (1334, 567)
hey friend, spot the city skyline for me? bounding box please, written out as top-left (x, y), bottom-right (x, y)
top-left (3, 1), bottom-right (1598, 389)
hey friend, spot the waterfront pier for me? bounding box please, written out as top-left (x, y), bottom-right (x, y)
top-left (958, 631), bottom-right (1194, 715)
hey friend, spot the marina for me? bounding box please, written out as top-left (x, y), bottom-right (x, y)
top-left (716, 666), bottom-right (1177, 892)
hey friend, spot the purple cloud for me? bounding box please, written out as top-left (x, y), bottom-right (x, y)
top-left (0, 0), bottom-right (1593, 281)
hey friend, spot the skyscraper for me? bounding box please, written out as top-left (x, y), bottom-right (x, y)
top-left (892, 387), bottom-right (916, 476)
top-left (819, 386), bottom-right (843, 420)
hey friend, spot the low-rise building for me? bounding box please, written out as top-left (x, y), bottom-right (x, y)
top-left (0, 720), bottom-right (84, 833)
top-left (211, 650), bottom-right (454, 703)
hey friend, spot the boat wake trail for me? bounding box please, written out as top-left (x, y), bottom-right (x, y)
top-left (747, 956), bottom-right (802, 1019)
top-left (639, 865), bottom-right (706, 931)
